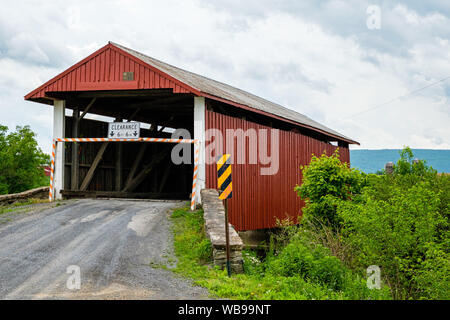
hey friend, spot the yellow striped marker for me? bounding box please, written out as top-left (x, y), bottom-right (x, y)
top-left (217, 154), bottom-right (232, 200)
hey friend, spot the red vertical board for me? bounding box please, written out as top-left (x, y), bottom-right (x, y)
top-left (25, 43), bottom-right (197, 99)
top-left (205, 108), bottom-right (350, 231)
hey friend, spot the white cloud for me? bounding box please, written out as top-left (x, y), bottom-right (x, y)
top-left (0, 0), bottom-right (448, 154)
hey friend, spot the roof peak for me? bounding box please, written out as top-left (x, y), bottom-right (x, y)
top-left (110, 42), bottom-right (357, 144)
top-left (25, 41), bottom-right (358, 144)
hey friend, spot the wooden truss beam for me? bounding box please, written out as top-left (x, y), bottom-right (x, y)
top-left (123, 143), bottom-right (148, 191)
top-left (80, 98), bottom-right (97, 119)
top-left (79, 142), bottom-right (109, 191)
top-left (122, 147), bottom-right (170, 192)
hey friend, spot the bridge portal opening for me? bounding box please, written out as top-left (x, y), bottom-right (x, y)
top-left (49, 90), bottom-right (196, 201)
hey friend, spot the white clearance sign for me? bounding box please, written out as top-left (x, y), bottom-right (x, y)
top-left (108, 122), bottom-right (141, 139)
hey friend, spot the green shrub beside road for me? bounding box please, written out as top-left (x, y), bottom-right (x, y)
top-left (296, 147), bottom-right (449, 300)
top-left (170, 205), bottom-right (389, 300)
top-left (170, 147), bottom-right (448, 300)
top-left (0, 125), bottom-right (49, 195)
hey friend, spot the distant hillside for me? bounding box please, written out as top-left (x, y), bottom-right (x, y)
top-left (350, 149), bottom-right (450, 173)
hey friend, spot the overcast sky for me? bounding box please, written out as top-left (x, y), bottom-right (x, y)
top-left (1, 0), bottom-right (449, 153)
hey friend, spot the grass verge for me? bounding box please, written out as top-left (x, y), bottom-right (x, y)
top-left (0, 198), bottom-right (50, 216)
top-left (169, 204), bottom-right (391, 300)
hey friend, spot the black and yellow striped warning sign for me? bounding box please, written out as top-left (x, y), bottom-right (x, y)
top-left (217, 154), bottom-right (232, 200)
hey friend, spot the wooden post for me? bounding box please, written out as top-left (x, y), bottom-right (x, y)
top-left (152, 147), bottom-right (158, 192)
top-left (53, 100), bottom-right (65, 199)
top-left (71, 108), bottom-right (80, 190)
top-left (72, 98), bottom-right (96, 191)
top-left (150, 122), bottom-right (157, 193)
top-left (123, 143), bottom-right (148, 190)
top-left (194, 97), bottom-right (206, 203)
top-left (224, 199), bottom-right (231, 277)
top-left (217, 154), bottom-right (233, 276)
top-left (115, 118), bottom-right (123, 191)
top-left (115, 143), bottom-right (123, 191)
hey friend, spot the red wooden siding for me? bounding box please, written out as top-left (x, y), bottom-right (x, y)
top-left (205, 109), bottom-right (350, 231)
top-left (25, 44), bottom-right (194, 100)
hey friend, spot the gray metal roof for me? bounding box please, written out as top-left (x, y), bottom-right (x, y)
top-left (112, 42), bottom-right (357, 144)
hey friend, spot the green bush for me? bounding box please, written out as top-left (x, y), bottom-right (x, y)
top-left (263, 233), bottom-right (391, 299)
top-left (242, 250), bottom-right (265, 277)
top-left (266, 239), bottom-right (347, 291)
top-left (170, 147), bottom-right (447, 300)
top-left (0, 125), bottom-right (50, 194)
top-left (296, 147), bottom-right (449, 300)
top-left (170, 205), bottom-right (389, 300)
top-left (338, 181), bottom-right (448, 299)
top-left (294, 150), bottom-right (367, 229)
top-left (394, 147), bottom-right (437, 177)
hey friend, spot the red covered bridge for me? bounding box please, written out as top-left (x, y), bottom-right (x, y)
top-left (25, 42), bottom-right (358, 231)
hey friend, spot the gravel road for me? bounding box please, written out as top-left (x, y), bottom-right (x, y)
top-left (0, 199), bottom-right (210, 300)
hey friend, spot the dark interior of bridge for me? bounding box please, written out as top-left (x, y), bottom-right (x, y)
top-left (52, 89), bottom-right (195, 200)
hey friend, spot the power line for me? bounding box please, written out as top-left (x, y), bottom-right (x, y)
top-left (339, 75), bottom-right (450, 121)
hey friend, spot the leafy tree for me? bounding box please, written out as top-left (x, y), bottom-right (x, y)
top-left (0, 125), bottom-right (9, 194)
top-left (294, 150), bottom-right (367, 229)
top-left (0, 125), bottom-right (50, 194)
